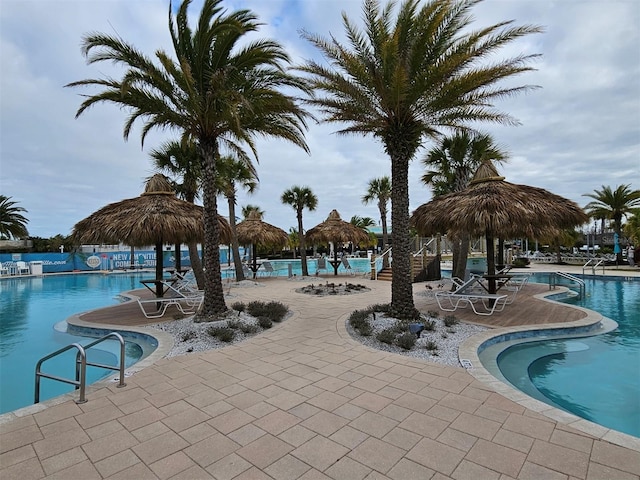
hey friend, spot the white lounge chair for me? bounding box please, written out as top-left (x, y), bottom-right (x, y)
top-left (260, 261), bottom-right (276, 277)
top-left (16, 261), bottom-right (30, 275)
top-left (0, 262), bottom-right (9, 276)
top-left (137, 278), bottom-right (203, 319)
top-left (316, 257), bottom-right (328, 274)
top-left (341, 257), bottom-right (355, 275)
top-left (137, 296), bottom-right (203, 319)
top-left (435, 276), bottom-right (508, 316)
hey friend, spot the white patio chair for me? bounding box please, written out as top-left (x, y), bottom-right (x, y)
top-left (16, 261), bottom-right (30, 275)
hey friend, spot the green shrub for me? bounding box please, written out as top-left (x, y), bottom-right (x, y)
top-left (247, 301), bottom-right (288, 322)
top-left (227, 319), bottom-right (242, 329)
top-left (424, 340), bottom-right (438, 351)
top-left (423, 319), bottom-right (436, 331)
top-left (376, 328), bottom-right (396, 344)
top-left (427, 310), bottom-right (440, 319)
top-left (512, 257), bottom-right (530, 267)
top-left (231, 301), bottom-right (246, 312)
top-left (358, 322), bottom-right (373, 336)
top-left (349, 309), bottom-right (370, 330)
top-left (443, 315), bottom-right (459, 328)
top-left (391, 321), bottom-right (409, 334)
top-left (396, 332), bottom-right (416, 350)
top-left (207, 326), bottom-right (235, 342)
top-left (369, 303), bottom-right (392, 314)
top-left (181, 330), bottom-right (197, 342)
top-left (240, 323), bottom-right (259, 334)
top-left (257, 316), bottom-right (273, 329)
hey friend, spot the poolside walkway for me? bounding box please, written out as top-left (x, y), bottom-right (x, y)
top-left (1, 266), bottom-right (639, 479)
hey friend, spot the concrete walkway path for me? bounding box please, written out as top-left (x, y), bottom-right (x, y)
top-left (1, 271), bottom-right (639, 479)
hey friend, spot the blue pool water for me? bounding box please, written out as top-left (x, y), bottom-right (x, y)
top-left (222, 257), bottom-right (372, 278)
top-left (493, 274), bottom-right (640, 437)
top-left (0, 273), bottom-right (158, 414)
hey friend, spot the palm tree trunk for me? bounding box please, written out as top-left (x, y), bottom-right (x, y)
top-left (486, 231), bottom-right (497, 294)
top-left (381, 205), bottom-right (389, 268)
top-left (299, 212), bottom-right (309, 276)
top-left (228, 197), bottom-right (245, 281)
top-left (174, 244), bottom-right (181, 272)
top-left (451, 234), bottom-right (470, 281)
top-left (187, 242), bottom-right (204, 288)
top-left (389, 147), bottom-right (417, 320)
top-left (199, 139), bottom-right (227, 317)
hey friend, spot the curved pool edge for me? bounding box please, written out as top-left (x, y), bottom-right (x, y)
top-left (0, 292), bottom-right (174, 426)
top-left (458, 286), bottom-right (640, 452)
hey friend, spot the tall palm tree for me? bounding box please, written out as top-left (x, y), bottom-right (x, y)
top-left (281, 186), bottom-right (318, 276)
top-left (422, 132), bottom-right (506, 279)
top-left (288, 227), bottom-right (300, 258)
top-left (0, 195), bottom-right (29, 239)
top-left (350, 215), bottom-right (376, 229)
top-left (242, 204), bottom-right (264, 219)
top-left (362, 176), bottom-right (391, 266)
top-left (584, 184), bottom-right (640, 264)
top-left (217, 155), bottom-right (258, 281)
top-left (67, 0), bottom-right (310, 317)
top-left (300, 0), bottom-right (541, 319)
top-left (150, 139), bottom-right (204, 285)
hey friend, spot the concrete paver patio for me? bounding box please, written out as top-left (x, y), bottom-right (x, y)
top-left (1, 266), bottom-right (639, 479)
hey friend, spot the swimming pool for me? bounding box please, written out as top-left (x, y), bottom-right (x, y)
top-left (0, 273), bottom-right (158, 414)
top-left (481, 274), bottom-right (640, 437)
top-left (222, 257), bottom-right (373, 278)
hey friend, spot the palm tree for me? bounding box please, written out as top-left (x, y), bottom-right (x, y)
top-left (0, 195), bottom-right (29, 239)
top-left (362, 176), bottom-right (391, 266)
top-left (288, 227), bottom-right (300, 258)
top-left (300, 0), bottom-right (541, 319)
top-left (217, 155), bottom-right (258, 281)
top-left (281, 186), bottom-right (318, 276)
top-left (350, 215), bottom-right (376, 229)
top-left (422, 133), bottom-right (506, 279)
top-left (67, 0), bottom-right (309, 317)
top-left (150, 139), bottom-right (204, 286)
top-left (624, 210), bottom-right (640, 245)
top-left (584, 185), bottom-right (640, 264)
top-left (242, 205), bottom-right (264, 219)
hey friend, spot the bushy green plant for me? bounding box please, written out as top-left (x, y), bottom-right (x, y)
top-left (423, 319), bottom-right (436, 331)
top-left (231, 301), bottom-right (246, 312)
top-left (349, 309), bottom-right (370, 329)
top-left (376, 328), bottom-right (396, 344)
top-left (424, 340), bottom-right (438, 351)
top-left (257, 316), bottom-right (273, 329)
top-left (247, 300), bottom-right (288, 322)
top-left (227, 319), bottom-right (242, 329)
top-left (358, 322), bottom-right (373, 336)
top-left (369, 303), bottom-right (392, 314)
top-left (512, 257), bottom-right (530, 267)
top-left (207, 326), bottom-right (235, 342)
top-left (396, 332), bottom-right (416, 350)
top-left (240, 323), bottom-right (259, 334)
top-left (181, 330), bottom-right (197, 342)
top-left (391, 321), bottom-right (409, 334)
top-left (427, 310), bottom-right (440, 319)
top-left (443, 315), bottom-right (459, 328)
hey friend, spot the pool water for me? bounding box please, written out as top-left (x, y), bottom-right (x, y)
top-left (221, 257), bottom-right (372, 278)
top-left (494, 275), bottom-right (640, 437)
top-left (0, 273), bottom-right (157, 414)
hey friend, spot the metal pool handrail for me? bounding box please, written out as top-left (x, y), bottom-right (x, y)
top-left (550, 271), bottom-right (585, 298)
top-left (35, 332), bottom-right (127, 405)
top-left (583, 258), bottom-right (605, 275)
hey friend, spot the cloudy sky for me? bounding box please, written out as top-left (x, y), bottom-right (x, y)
top-left (1, 0), bottom-right (639, 239)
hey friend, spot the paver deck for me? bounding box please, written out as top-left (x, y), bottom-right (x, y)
top-left (1, 265), bottom-right (639, 479)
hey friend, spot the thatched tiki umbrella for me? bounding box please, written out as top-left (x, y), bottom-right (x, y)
top-left (411, 163), bottom-right (588, 293)
top-left (235, 211), bottom-right (288, 278)
top-left (306, 209), bottom-right (369, 275)
top-left (72, 174), bottom-right (231, 297)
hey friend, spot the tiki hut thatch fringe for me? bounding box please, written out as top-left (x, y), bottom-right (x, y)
top-left (411, 163), bottom-right (588, 293)
top-left (235, 211), bottom-right (289, 277)
top-left (306, 209), bottom-right (369, 275)
top-left (72, 174), bottom-right (231, 296)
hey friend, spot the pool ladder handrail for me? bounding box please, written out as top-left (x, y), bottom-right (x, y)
top-left (35, 332), bottom-right (127, 405)
top-left (550, 271), bottom-right (585, 298)
top-left (582, 258), bottom-right (605, 275)
top-left (370, 246), bottom-right (392, 280)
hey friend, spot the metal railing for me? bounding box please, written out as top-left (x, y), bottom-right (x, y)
top-left (583, 258), bottom-right (605, 275)
top-left (35, 332), bottom-right (127, 405)
top-left (370, 247), bottom-right (392, 280)
top-left (550, 271), bottom-right (586, 299)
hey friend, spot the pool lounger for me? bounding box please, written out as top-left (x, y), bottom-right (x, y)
top-left (435, 290), bottom-right (508, 316)
top-left (137, 296), bottom-right (203, 319)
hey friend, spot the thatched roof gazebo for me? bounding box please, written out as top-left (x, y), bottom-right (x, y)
top-left (306, 209), bottom-right (369, 275)
top-left (235, 211), bottom-right (289, 278)
top-left (411, 163), bottom-right (588, 293)
top-left (72, 174), bottom-right (231, 296)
